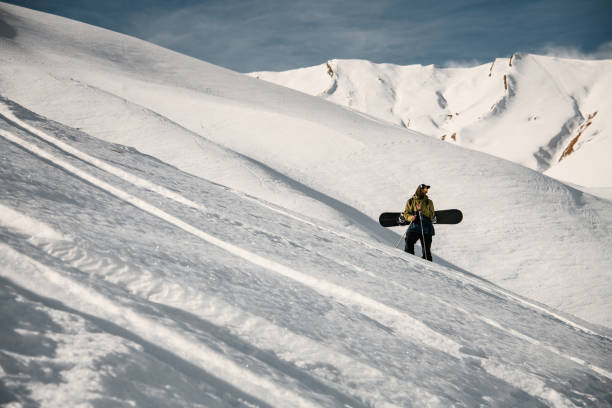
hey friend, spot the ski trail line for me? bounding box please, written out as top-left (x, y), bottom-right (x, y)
top-left (367, 230), bottom-right (612, 343)
top-left (478, 313), bottom-right (612, 380)
top-left (428, 261), bottom-right (612, 343)
top-left (405, 282), bottom-right (612, 381)
top-left (31, 238), bottom-right (431, 405)
top-left (0, 128), bottom-right (605, 405)
top-left (0, 106), bottom-right (207, 212)
top-left (242, 188), bottom-right (612, 345)
top-left (250, 190), bottom-right (612, 349)
top-left (0, 243), bottom-right (316, 408)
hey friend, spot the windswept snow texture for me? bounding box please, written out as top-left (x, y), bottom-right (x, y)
top-left (0, 3), bottom-right (612, 329)
top-left (0, 4), bottom-right (612, 406)
top-left (2, 95), bottom-right (612, 407)
top-left (249, 56), bottom-right (612, 189)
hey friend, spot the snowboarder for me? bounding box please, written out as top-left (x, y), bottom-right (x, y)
top-left (399, 184), bottom-right (435, 261)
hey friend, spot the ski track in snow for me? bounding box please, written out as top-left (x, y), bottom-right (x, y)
top-left (1, 109), bottom-right (611, 406)
top-left (243, 189), bottom-right (612, 347)
top-left (398, 281), bottom-right (612, 380)
top-left (0, 106), bottom-right (207, 213)
top-left (0, 243), bottom-right (317, 408)
top-left (25, 237), bottom-right (434, 406)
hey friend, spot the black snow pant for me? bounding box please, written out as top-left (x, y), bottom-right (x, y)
top-left (405, 230), bottom-right (433, 262)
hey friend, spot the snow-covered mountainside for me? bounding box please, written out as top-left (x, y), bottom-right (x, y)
top-left (2, 97), bottom-right (612, 407)
top-left (1, 3), bottom-right (612, 405)
top-left (1, 1), bottom-right (612, 328)
top-left (249, 56), bottom-right (612, 188)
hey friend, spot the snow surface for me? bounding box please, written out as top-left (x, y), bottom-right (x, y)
top-left (249, 56), bottom-right (612, 189)
top-left (1, 3), bottom-right (612, 406)
top-left (2, 95), bottom-right (612, 407)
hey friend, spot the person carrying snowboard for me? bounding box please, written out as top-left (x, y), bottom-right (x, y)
top-left (399, 184), bottom-right (435, 261)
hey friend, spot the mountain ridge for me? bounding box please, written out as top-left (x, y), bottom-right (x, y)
top-left (249, 54), bottom-right (612, 188)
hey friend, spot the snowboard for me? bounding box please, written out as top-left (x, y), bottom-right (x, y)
top-left (379, 210), bottom-right (463, 227)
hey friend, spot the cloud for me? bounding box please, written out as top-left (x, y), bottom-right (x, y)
top-left (538, 41), bottom-right (612, 60)
top-left (124, 0), bottom-right (498, 72)
top-left (125, 0), bottom-right (405, 72)
top-left (6, 0), bottom-right (612, 72)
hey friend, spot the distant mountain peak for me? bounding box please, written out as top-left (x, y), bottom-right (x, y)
top-left (249, 55), bottom-right (612, 188)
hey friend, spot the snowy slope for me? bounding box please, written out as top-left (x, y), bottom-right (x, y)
top-left (1, 2), bottom-right (611, 329)
top-left (2, 95), bottom-right (612, 407)
top-left (1, 4), bottom-right (612, 406)
top-left (249, 56), bottom-right (612, 188)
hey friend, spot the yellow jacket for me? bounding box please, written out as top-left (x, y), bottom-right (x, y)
top-left (403, 186), bottom-right (435, 220)
top-left (403, 185), bottom-right (435, 235)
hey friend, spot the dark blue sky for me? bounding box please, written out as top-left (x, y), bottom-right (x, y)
top-left (5, 0), bottom-right (612, 72)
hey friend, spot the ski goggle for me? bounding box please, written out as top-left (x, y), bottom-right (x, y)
top-left (420, 184), bottom-right (431, 190)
